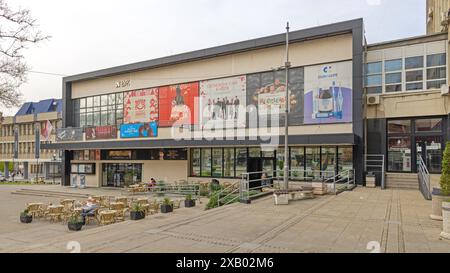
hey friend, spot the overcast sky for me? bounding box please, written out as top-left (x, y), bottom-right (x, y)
top-left (2, 0), bottom-right (426, 115)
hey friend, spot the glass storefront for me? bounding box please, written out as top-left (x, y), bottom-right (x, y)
top-left (102, 163), bottom-right (142, 187)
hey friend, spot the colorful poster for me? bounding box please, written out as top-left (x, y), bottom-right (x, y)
top-left (200, 76), bottom-right (247, 129)
top-left (246, 67), bottom-right (304, 126)
top-left (158, 82), bottom-right (199, 127)
top-left (304, 61), bottom-right (352, 124)
top-left (56, 128), bottom-right (83, 142)
top-left (40, 120), bottom-right (53, 141)
top-left (123, 88), bottom-right (158, 124)
top-left (85, 125), bottom-right (118, 140)
top-left (120, 122), bottom-right (158, 138)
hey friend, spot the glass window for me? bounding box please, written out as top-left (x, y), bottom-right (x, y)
top-left (80, 98), bottom-right (86, 108)
top-left (365, 75), bottom-right (382, 86)
top-left (406, 82), bottom-right (423, 91)
top-left (388, 137), bottom-right (411, 172)
top-left (427, 53), bottom-right (446, 67)
top-left (385, 72), bottom-right (402, 84)
top-left (338, 146), bottom-right (353, 172)
top-left (73, 99), bottom-right (80, 111)
top-left (236, 148), bottom-right (247, 177)
top-left (290, 147), bottom-right (304, 180)
top-left (321, 147), bottom-right (336, 178)
top-left (367, 86), bottom-right (382, 94)
top-left (366, 62), bottom-right (382, 74)
top-left (406, 70), bottom-right (423, 82)
top-left (212, 148), bottom-right (223, 177)
top-left (305, 147), bottom-right (320, 180)
top-left (385, 84), bottom-right (402, 93)
top-left (427, 67), bottom-right (446, 80)
top-left (101, 95), bottom-right (108, 106)
top-left (223, 148), bottom-right (235, 177)
top-left (190, 149), bottom-right (200, 177)
top-left (427, 80), bottom-right (447, 89)
top-left (405, 56), bottom-right (424, 69)
top-left (415, 118), bottom-right (442, 132)
top-left (93, 112), bottom-right (100, 126)
top-left (93, 96), bottom-right (100, 107)
top-left (276, 148), bottom-right (285, 177)
top-left (249, 147), bottom-right (260, 157)
top-left (201, 148), bottom-right (211, 177)
top-left (416, 136), bottom-right (442, 173)
top-left (388, 120), bottom-right (411, 134)
top-left (385, 59), bottom-right (402, 72)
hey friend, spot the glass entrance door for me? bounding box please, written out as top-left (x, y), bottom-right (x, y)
top-left (415, 136), bottom-right (442, 173)
top-left (102, 163), bottom-right (143, 187)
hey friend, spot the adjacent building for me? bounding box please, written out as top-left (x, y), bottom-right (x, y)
top-left (0, 99), bottom-right (62, 180)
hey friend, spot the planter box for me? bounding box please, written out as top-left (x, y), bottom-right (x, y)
top-left (440, 201), bottom-right (450, 240)
top-left (184, 199), bottom-right (195, 208)
top-left (20, 214), bottom-right (32, 224)
top-left (130, 211), bottom-right (145, 220)
top-left (312, 182), bottom-right (328, 195)
top-left (161, 204), bottom-right (173, 213)
top-left (366, 176), bottom-right (376, 188)
top-left (273, 194), bottom-right (289, 205)
top-left (430, 188), bottom-right (448, 221)
top-left (68, 222), bottom-right (83, 231)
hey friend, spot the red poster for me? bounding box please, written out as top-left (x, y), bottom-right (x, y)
top-left (158, 82), bottom-right (199, 127)
top-left (124, 88), bottom-right (158, 124)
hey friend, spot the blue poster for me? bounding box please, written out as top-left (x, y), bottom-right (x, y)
top-left (120, 122), bottom-right (158, 138)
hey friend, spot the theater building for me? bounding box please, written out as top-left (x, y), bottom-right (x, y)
top-left (43, 19), bottom-right (365, 188)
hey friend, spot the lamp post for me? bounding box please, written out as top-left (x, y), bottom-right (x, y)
top-left (52, 153), bottom-right (56, 185)
top-left (283, 22), bottom-right (290, 190)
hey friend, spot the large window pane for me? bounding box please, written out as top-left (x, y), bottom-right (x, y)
top-left (385, 59), bottom-right (402, 72)
top-left (249, 147), bottom-right (260, 157)
top-left (201, 149), bottom-right (211, 177)
top-left (305, 147), bottom-right (320, 180)
top-left (321, 147), bottom-right (336, 178)
top-left (385, 72), bottom-right (402, 84)
top-left (290, 147), bottom-right (304, 180)
top-left (276, 148), bottom-right (285, 177)
top-left (406, 82), bottom-right (423, 91)
top-left (235, 148), bottom-right (247, 177)
top-left (338, 146), bottom-right (353, 172)
top-left (93, 96), bottom-right (100, 107)
top-left (385, 84), bottom-right (402, 92)
top-left (365, 75), bottom-right (382, 86)
top-left (427, 67), bottom-right (446, 80)
top-left (427, 53), bottom-right (446, 67)
top-left (405, 56), bottom-right (424, 69)
top-left (417, 136), bottom-right (442, 173)
top-left (415, 118), bottom-right (442, 132)
top-left (427, 80), bottom-right (446, 89)
top-left (366, 62), bottom-right (382, 74)
top-left (406, 70), bottom-right (423, 82)
top-left (86, 97), bottom-right (93, 107)
top-left (101, 95), bottom-right (108, 106)
top-left (388, 137), bottom-right (411, 172)
top-left (191, 149), bottom-right (200, 177)
top-left (367, 86), bottom-right (382, 94)
top-left (80, 98), bottom-right (86, 108)
top-left (388, 120), bottom-right (411, 133)
top-left (223, 148), bottom-right (235, 177)
top-left (212, 148), bottom-right (222, 177)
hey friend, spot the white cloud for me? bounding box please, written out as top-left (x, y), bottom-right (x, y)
top-left (367, 0), bottom-right (382, 5)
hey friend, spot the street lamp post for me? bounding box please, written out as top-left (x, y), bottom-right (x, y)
top-left (283, 22), bottom-right (290, 190)
top-left (52, 153), bottom-right (56, 185)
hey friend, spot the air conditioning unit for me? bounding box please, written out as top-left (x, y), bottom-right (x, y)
top-left (441, 84), bottom-right (450, 96)
top-left (367, 95), bottom-right (380, 105)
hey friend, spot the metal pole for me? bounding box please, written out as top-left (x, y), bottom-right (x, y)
top-left (283, 22), bottom-right (290, 190)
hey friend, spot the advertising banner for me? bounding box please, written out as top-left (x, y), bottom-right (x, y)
top-left (120, 122), bottom-right (158, 138)
top-left (56, 127), bottom-right (83, 142)
top-left (200, 76), bottom-right (247, 129)
top-left (159, 82), bottom-right (199, 127)
top-left (40, 120), bottom-right (53, 141)
top-left (304, 61), bottom-right (352, 124)
top-left (246, 67), bottom-right (304, 126)
top-left (124, 88), bottom-right (158, 124)
top-left (85, 125), bottom-right (118, 140)
top-left (13, 126), bottom-right (18, 159)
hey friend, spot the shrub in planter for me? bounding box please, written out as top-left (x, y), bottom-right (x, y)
top-left (130, 203), bottom-right (145, 220)
top-left (184, 194), bottom-right (195, 208)
top-left (432, 142), bottom-right (450, 220)
top-left (20, 209), bottom-right (32, 223)
top-left (68, 215), bottom-right (83, 231)
top-left (161, 198), bottom-right (173, 213)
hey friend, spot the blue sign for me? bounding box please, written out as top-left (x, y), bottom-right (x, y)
top-left (120, 122), bottom-right (158, 138)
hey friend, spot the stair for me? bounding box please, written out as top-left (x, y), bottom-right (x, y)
top-left (11, 189), bottom-right (90, 199)
top-left (385, 173), bottom-right (419, 190)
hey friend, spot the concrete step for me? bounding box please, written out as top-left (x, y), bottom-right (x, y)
top-left (385, 173), bottom-right (419, 189)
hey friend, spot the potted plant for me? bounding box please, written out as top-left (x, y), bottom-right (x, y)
top-left (439, 143), bottom-right (450, 239)
top-left (441, 199), bottom-right (450, 240)
top-left (68, 215), bottom-right (83, 231)
top-left (431, 142), bottom-right (450, 221)
top-left (161, 197), bottom-right (173, 213)
top-left (20, 209), bottom-right (32, 223)
top-left (184, 194), bottom-right (195, 208)
top-left (130, 203), bottom-right (146, 220)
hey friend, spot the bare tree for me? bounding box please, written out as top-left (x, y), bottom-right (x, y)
top-left (0, 0), bottom-right (49, 108)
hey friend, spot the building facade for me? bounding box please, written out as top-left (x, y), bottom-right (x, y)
top-left (45, 19), bottom-right (364, 188)
top-left (426, 0), bottom-right (450, 35)
top-left (0, 99), bottom-right (63, 180)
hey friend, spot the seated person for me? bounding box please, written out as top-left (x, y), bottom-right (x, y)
top-left (81, 197), bottom-right (98, 224)
top-left (261, 173), bottom-right (272, 187)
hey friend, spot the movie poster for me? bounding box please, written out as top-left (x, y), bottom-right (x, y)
top-left (158, 82), bottom-right (199, 127)
top-left (120, 122), bottom-right (158, 138)
top-left (246, 67), bottom-right (304, 126)
top-left (200, 76), bottom-right (247, 129)
top-left (123, 88), bottom-right (158, 124)
top-left (304, 61), bottom-right (352, 124)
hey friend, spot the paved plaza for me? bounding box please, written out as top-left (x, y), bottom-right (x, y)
top-left (0, 184), bottom-right (449, 253)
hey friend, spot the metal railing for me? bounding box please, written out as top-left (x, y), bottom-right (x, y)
top-left (323, 169), bottom-right (355, 194)
top-left (364, 154), bottom-right (385, 189)
top-left (216, 182), bottom-right (240, 207)
top-left (417, 156), bottom-right (432, 200)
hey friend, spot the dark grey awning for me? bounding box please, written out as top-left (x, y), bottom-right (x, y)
top-left (42, 133), bottom-right (357, 150)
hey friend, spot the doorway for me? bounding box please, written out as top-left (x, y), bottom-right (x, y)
top-left (102, 163), bottom-right (143, 187)
top-left (415, 136), bottom-right (442, 173)
top-left (247, 157), bottom-right (262, 189)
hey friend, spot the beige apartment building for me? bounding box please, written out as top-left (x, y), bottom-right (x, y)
top-left (0, 99), bottom-right (62, 180)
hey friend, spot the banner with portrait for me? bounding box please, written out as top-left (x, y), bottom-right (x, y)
top-left (158, 82), bottom-right (199, 127)
top-left (200, 75), bottom-right (247, 129)
top-left (124, 88), bottom-right (158, 124)
top-left (120, 122), bottom-right (158, 138)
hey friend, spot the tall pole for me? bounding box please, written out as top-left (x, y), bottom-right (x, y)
top-left (283, 22), bottom-right (290, 190)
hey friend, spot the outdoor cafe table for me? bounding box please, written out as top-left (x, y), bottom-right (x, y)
top-left (98, 210), bottom-right (117, 225)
